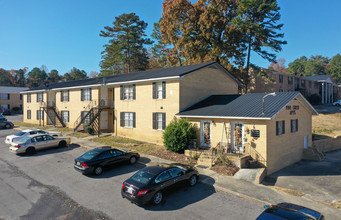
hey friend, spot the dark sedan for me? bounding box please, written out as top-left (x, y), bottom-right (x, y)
top-left (74, 147), bottom-right (140, 175)
top-left (0, 118), bottom-right (13, 129)
top-left (256, 203), bottom-right (325, 220)
top-left (121, 163), bottom-right (199, 206)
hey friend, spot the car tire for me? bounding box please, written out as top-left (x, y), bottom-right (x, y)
top-left (5, 124), bottom-right (11, 129)
top-left (58, 141), bottom-right (67, 148)
top-left (129, 156), bottom-right (137, 164)
top-left (26, 147), bottom-right (36, 155)
top-left (152, 191), bottom-right (163, 205)
top-left (337, 104), bottom-right (341, 106)
top-left (189, 175), bottom-right (198, 187)
top-left (94, 166), bottom-right (103, 175)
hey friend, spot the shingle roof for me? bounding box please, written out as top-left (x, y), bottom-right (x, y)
top-left (178, 92), bottom-right (317, 119)
top-left (0, 86), bottom-right (29, 94)
top-left (26, 62), bottom-right (240, 92)
top-left (301, 75), bottom-right (332, 81)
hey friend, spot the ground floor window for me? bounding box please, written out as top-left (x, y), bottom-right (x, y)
top-left (81, 111), bottom-right (91, 124)
top-left (120, 112), bottom-right (135, 128)
top-left (61, 111), bottom-right (69, 123)
top-left (153, 112), bottom-right (166, 130)
top-left (36, 110), bottom-right (44, 120)
top-left (27, 110), bottom-right (31, 120)
top-left (276, 120), bottom-right (285, 135)
top-left (291, 119), bottom-right (298, 132)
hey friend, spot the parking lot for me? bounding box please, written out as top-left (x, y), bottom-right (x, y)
top-left (0, 129), bottom-right (263, 220)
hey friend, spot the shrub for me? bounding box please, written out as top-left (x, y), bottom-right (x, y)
top-left (163, 117), bottom-right (196, 153)
top-left (85, 126), bottom-right (95, 135)
top-left (12, 107), bottom-right (21, 112)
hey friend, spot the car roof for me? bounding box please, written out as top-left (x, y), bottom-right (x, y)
top-left (27, 134), bottom-right (52, 138)
top-left (91, 147), bottom-right (118, 153)
top-left (22, 129), bottom-right (42, 132)
top-left (143, 163), bottom-right (189, 175)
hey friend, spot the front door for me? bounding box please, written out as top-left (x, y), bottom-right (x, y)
top-left (201, 121), bottom-right (211, 147)
top-left (232, 122), bottom-right (244, 152)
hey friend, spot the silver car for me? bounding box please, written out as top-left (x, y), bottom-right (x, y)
top-left (9, 134), bottom-right (71, 155)
top-left (5, 129), bottom-right (62, 144)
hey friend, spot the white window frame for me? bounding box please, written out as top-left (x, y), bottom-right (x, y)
top-left (124, 112), bottom-right (134, 128)
top-left (37, 110), bottom-right (44, 120)
top-left (27, 110), bottom-right (31, 120)
top-left (276, 120), bottom-right (284, 135)
top-left (61, 111), bottom-right (69, 123)
top-left (291, 119), bottom-right (298, 133)
top-left (83, 89), bottom-right (91, 101)
top-left (124, 85), bottom-right (134, 100)
top-left (157, 82), bottom-right (163, 99)
top-left (157, 113), bottom-right (163, 130)
top-left (37, 93), bottom-right (44, 102)
top-left (61, 90), bottom-right (69, 102)
top-left (27, 94), bottom-right (31, 103)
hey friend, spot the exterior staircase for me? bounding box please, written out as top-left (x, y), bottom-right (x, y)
top-left (197, 151), bottom-right (217, 167)
top-left (302, 147), bottom-right (325, 161)
top-left (40, 102), bottom-right (66, 127)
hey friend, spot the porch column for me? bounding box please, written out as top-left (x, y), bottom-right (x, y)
top-left (322, 82), bottom-right (324, 104)
top-left (326, 83), bottom-right (328, 104)
top-left (332, 84), bottom-right (334, 103)
top-left (329, 83), bottom-right (331, 104)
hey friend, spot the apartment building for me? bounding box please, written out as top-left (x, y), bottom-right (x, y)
top-left (249, 69), bottom-right (339, 104)
top-left (0, 86), bottom-right (28, 113)
top-left (22, 62), bottom-right (241, 144)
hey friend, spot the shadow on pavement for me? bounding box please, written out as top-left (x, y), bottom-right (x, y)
top-left (86, 162), bottom-right (146, 179)
top-left (18, 143), bottom-right (81, 157)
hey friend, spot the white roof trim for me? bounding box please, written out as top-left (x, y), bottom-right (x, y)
top-left (106, 76), bottom-right (180, 86)
top-left (176, 115), bottom-right (272, 120)
top-left (21, 90), bottom-right (46, 94)
top-left (51, 84), bottom-right (101, 91)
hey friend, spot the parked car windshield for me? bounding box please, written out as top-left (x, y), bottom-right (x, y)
top-left (264, 207), bottom-right (313, 219)
top-left (131, 170), bottom-right (155, 185)
top-left (15, 131), bottom-right (26, 136)
top-left (19, 136), bottom-right (31, 143)
top-left (80, 150), bottom-right (101, 160)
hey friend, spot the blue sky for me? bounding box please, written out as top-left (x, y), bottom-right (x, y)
top-left (0, 0), bottom-right (340, 75)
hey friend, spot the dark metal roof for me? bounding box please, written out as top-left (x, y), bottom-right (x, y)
top-left (26, 62), bottom-right (235, 92)
top-left (301, 75), bottom-right (332, 81)
top-left (178, 92), bottom-right (306, 119)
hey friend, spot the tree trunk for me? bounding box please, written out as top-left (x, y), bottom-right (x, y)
top-left (245, 31), bottom-right (252, 94)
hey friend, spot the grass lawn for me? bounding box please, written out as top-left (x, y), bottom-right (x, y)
top-left (49, 127), bottom-right (74, 133)
top-left (68, 132), bottom-right (94, 138)
top-left (91, 136), bottom-right (160, 154)
top-left (14, 122), bottom-right (47, 129)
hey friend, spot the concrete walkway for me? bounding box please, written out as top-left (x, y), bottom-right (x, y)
top-left (13, 127), bottom-right (341, 219)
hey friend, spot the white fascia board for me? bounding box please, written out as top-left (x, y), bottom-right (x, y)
top-left (106, 76), bottom-right (180, 86)
top-left (176, 115), bottom-right (272, 120)
top-left (21, 90), bottom-right (46, 94)
top-left (51, 84), bottom-right (102, 91)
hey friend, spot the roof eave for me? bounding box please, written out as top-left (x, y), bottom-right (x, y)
top-left (176, 115), bottom-right (272, 120)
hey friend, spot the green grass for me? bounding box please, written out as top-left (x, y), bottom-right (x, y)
top-left (312, 129), bottom-right (334, 135)
top-left (68, 132), bottom-right (93, 138)
top-left (91, 136), bottom-right (160, 154)
top-left (14, 122), bottom-right (47, 129)
top-left (49, 127), bottom-right (74, 133)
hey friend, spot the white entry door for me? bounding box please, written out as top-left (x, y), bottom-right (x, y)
top-left (232, 122), bottom-right (244, 152)
top-left (201, 121), bottom-right (211, 147)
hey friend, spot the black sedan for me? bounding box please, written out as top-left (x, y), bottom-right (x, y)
top-left (121, 163), bottom-right (199, 206)
top-left (0, 118), bottom-right (13, 129)
top-left (74, 147), bottom-right (140, 175)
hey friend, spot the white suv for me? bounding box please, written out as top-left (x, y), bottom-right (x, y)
top-left (332, 100), bottom-right (341, 106)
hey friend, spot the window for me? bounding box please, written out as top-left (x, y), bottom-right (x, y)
top-left (155, 171), bottom-right (171, 183)
top-left (27, 110), bottom-right (31, 120)
top-left (36, 110), bottom-right (44, 120)
top-left (169, 168), bottom-right (184, 178)
top-left (301, 80), bottom-right (305, 88)
top-left (61, 111), bottom-right (69, 123)
top-left (0, 93), bottom-right (9, 100)
top-left (97, 151), bottom-right (112, 160)
top-left (288, 77), bottom-right (293, 85)
top-left (61, 90), bottom-right (69, 102)
top-left (43, 135), bottom-right (54, 141)
top-left (37, 92), bottom-right (44, 102)
top-left (309, 81), bottom-right (312, 88)
top-left (314, 82), bottom-right (318, 89)
top-left (81, 111), bottom-right (91, 124)
top-left (120, 112), bottom-right (135, 128)
top-left (153, 112), bottom-right (166, 130)
top-left (32, 136), bottom-right (44, 143)
top-left (291, 119), bottom-right (298, 132)
top-left (153, 82), bottom-right (166, 99)
top-left (20, 94), bottom-right (22, 100)
top-left (27, 94), bottom-right (31, 103)
top-left (279, 89), bottom-right (283, 92)
top-left (279, 75), bottom-right (283, 83)
top-left (111, 149), bottom-right (123, 157)
top-left (276, 120), bottom-right (285, 135)
top-left (81, 88), bottom-right (91, 101)
top-left (120, 85), bottom-right (135, 100)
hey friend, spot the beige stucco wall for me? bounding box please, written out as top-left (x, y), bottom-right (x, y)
top-left (266, 99), bottom-right (312, 174)
top-left (114, 80), bottom-right (180, 144)
top-left (0, 93), bottom-right (23, 110)
top-left (180, 67), bottom-right (239, 110)
top-left (55, 88), bottom-right (99, 128)
top-left (23, 92), bottom-right (48, 125)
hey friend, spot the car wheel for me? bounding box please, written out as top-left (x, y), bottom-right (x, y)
top-left (129, 156), bottom-right (137, 164)
top-left (337, 104), bottom-right (341, 106)
top-left (189, 175), bottom-right (198, 187)
top-left (26, 147), bottom-right (36, 155)
top-left (153, 191), bottom-right (163, 205)
top-left (58, 141), bottom-right (67, 148)
top-left (5, 124), bottom-right (11, 129)
top-left (94, 166), bottom-right (103, 175)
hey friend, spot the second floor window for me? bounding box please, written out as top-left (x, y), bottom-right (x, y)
top-left (120, 85), bottom-right (136, 100)
top-left (314, 82), bottom-right (318, 89)
top-left (27, 94), bottom-right (31, 103)
top-left (153, 82), bottom-right (166, 99)
top-left (291, 119), bottom-right (298, 132)
top-left (288, 77), bottom-right (293, 85)
top-left (81, 88), bottom-right (91, 101)
top-left (0, 93), bottom-right (9, 100)
top-left (279, 75), bottom-right (283, 83)
top-left (37, 92), bottom-right (44, 102)
top-left (301, 80), bottom-right (305, 88)
top-left (309, 81), bottom-right (312, 88)
top-left (61, 90), bottom-right (69, 102)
